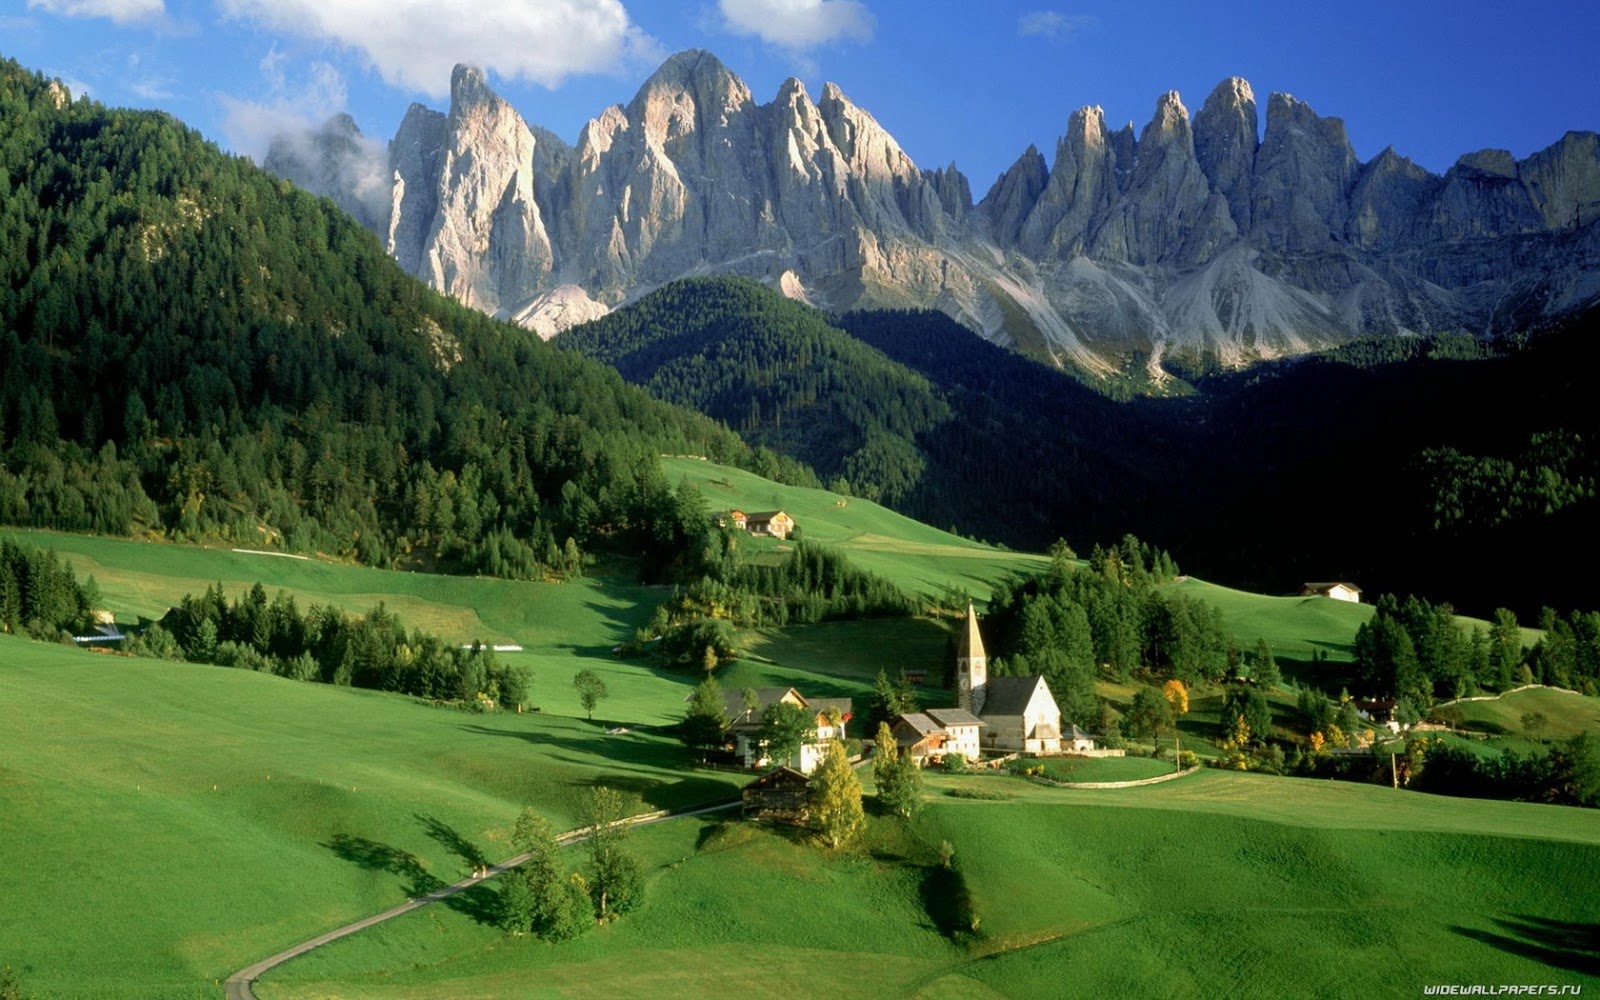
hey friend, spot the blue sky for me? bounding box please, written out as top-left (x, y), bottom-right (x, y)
top-left (5, 0), bottom-right (1597, 192)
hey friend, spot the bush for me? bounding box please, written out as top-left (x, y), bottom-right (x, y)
top-left (942, 751), bottom-right (968, 774)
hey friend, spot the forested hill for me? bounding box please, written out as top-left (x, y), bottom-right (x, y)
top-left (0, 59), bottom-right (806, 577)
top-left (558, 278), bottom-right (1170, 547)
top-left (558, 278), bottom-right (951, 507)
top-left (561, 273), bottom-right (1600, 617)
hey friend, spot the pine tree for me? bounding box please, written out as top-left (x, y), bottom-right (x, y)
top-left (1251, 638), bottom-right (1281, 690)
top-left (881, 749), bottom-right (924, 818)
top-left (681, 675), bottom-right (730, 759)
top-left (872, 721), bottom-right (899, 791)
top-left (809, 739), bottom-right (864, 849)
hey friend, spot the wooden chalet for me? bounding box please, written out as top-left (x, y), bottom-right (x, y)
top-left (1300, 581), bottom-right (1362, 603)
top-left (742, 767), bottom-right (811, 824)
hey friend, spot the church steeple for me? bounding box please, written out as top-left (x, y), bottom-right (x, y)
top-left (956, 603), bottom-right (988, 715)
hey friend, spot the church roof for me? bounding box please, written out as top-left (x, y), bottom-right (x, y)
top-left (925, 707), bottom-right (986, 728)
top-left (958, 603), bottom-right (986, 660)
top-left (982, 675), bottom-right (1053, 716)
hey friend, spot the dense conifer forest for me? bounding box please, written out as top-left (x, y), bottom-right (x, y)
top-left (0, 60), bottom-right (816, 579)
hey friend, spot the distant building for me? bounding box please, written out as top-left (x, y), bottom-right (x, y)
top-left (708, 685), bottom-right (852, 774)
top-left (981, 675), bottom-right (1063, 754)
top-left (1300, 582), bottom-right (1362, 603)
top-left (924, 708), bottom-right (985, 761)
top-left (1065, 723), bottom-right (1096, 753)
top-left (954, 603), bottom-right (1063, 754)
top-left (742, 767), bottom-right (811, 824)
top-left (892, 712), bottom-right (948, 766)
top-left (712, 509), bottom-right (749, 531)
top-left (745, 510), bottom-right (794, 539)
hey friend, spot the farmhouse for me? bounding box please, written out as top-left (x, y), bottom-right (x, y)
top-left (741, 767), bottom-right (811, 824)
top-left (893, 712), bottom-right (947, 765)
top-left (713, 686), bottom-right (853, 774)
top-left (955, 603), bottom-right (1063, 754)
top-left (924, 708), bottom-right (985, 761)
top-left (745, 510), bottom-right (794, 539)
top-left (713, 509), bottom-right (748, 531)
top-left (1300, 581), bottom-right (1362, 603)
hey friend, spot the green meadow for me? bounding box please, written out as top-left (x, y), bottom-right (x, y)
top-left (0, 636), bottom-right (744, 1000)
top-left (3, 492), bottom-right (1597, 1000)
top-left (255, 770), bottom-right (1600, 999)
top-left (659, 457), bottom-right (1049, 600)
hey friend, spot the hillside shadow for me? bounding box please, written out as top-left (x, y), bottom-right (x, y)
top-left (416, 813), bottom-right (488, 870)
top-left (325, 830), bottom-right (502, 926)
top-left (1452, 916), bottom-right (1600, 977)
top-left (325, 833), bottom-right (442, 898)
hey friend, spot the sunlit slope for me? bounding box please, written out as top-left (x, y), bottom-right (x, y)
top-left (0, 638), bottom-right (741, 999)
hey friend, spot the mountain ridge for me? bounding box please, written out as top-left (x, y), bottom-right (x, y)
top-left (266, 49), bottom-right (1600, 375)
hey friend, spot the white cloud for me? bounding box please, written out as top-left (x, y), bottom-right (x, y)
top-left (718, 0), bottom-right (874, 50)
top-left (1018, 10), bottom-right (1093, 42)
top-left (215, 0), bottom-right (660, 96)
top-left (26, 0), bottom-right (163, 25)
top-left (218, 53), bottom-right (350, 159)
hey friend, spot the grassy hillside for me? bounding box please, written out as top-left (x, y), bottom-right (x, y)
top-left (0, 637), bottom-right (743, 1000)
top-left (255, 770), bottom-right (1600, 999)
top-left (660, 457), bottom-right (1047, 600)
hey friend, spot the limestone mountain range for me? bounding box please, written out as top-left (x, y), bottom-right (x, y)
top-left (266, 49), bottom-right (1600, 373)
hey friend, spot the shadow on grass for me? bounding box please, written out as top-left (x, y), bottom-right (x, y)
top-left (1451, 915), bottom-right (1600, 977)
top-left (324, 831), bottom-right (502, 926)
top-left (416, 813), bottom-right (488, 870)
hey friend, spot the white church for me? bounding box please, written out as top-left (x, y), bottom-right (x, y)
top-left (956, 604), bottom-right (1065, 754)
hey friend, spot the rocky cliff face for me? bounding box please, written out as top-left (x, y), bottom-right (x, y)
top-left (271, 50), bottom-right (1600, 372)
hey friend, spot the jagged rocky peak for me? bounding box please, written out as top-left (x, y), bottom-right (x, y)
top-left (628, 48), bottom-right (752, 143)
top-left (1454, 148), bottom-right (1518, 177)
top-left (978, 144), bottom-right (1049, 246)
top-left (1193, 76), bottom-right (1258, 230)
top-left (1145, 90), bottom-right (1192, 140)
top-left (1348, 145), bottom-right (1439, 249)
top-left (449, 63), bottom-right (498, 114)
top-left (1251, 91), bottom-right (1358, 252)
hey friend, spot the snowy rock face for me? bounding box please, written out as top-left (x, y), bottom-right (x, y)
top-left (270, 53), bottom-right (1600, 368)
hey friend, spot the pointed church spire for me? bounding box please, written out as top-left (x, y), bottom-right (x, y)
top-left (956, 602), bottom-right (988, 716)
top-left (958, 602), bottom-right (986, 660)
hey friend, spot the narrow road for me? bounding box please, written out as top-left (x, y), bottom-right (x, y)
top-left (224, 799), bottom-right (739, 1000)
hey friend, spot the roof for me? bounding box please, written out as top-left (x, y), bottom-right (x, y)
top-left (925, 707), bottom-right (986, 728)
top-left (958, 603), bottom-right (986, 660)
top-left (982, 675), bottom-right (1052, 717)
top-left (743, 766), bottom-right (810, 791)
top-left (806, 697), bottom-right (854, 720)
top-left (712, 686), bottom-right (804, 724)
top-left (1302, 581), bottom-right (1362, 593)
top-left (745, 510), bottom-right (789, 523)
top-left (1066, 724), bottom-right (1093, 741)
top-left (895, 712), bottom-right (944, 737)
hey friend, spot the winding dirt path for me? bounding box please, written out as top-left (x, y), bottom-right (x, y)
top-left (224, 799), bottom-right (739, 1000)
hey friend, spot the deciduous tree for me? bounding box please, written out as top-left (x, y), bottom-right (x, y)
top-left (573, 668), bottom-right (608, 721)
top-left (810, 740), bottom-right (864, 848)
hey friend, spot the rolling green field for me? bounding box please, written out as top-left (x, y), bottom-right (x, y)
top-left (1452, 687), bottom-right (1600, 741)
top-left (660, 457), bottom-right (1049, 600)
top-left (4, 500), bottom-right (1596, 1000)
top-left (0, 637), bottom-right (743, 1000)
top-left (254, 769), bottom-right (1600, 999)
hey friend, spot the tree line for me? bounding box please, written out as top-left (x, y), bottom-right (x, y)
top-left (0, 538), bottom-right (100, 639)
top-left (129, 580), bottom-right (529, 705)
top-left (1354, 593), bottom-right (1600, 715)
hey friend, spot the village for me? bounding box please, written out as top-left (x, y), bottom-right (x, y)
top-left (725, 604), bottom-right (1119, 822)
